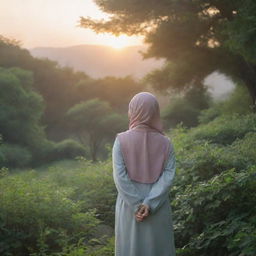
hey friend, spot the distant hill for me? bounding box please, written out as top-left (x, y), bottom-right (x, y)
top-left (30, 44), bottom-right (164, 79)
top-left (29, 44), bottom-right (234, 100)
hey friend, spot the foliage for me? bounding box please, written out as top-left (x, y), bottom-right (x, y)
top-left (223, 0), bottom-right (256, 64)
top-left (0, 143), bottom-right (32, 168)
top-left (0, 36), bottom-right (144, 141)
top-left (190, 114), bottom-right (256, 145)
top-left (0, 113), bottom-right (255, 255)
top-left (162, 97), bottom-right (200, 128)
top-left (75, 76), bottom-right (144, 113)
top-left (172, 167), bottom-right (256, 256)
top-left (46, 158), bottom-right (116, 226)
top-left (199, 85), bottom-right (252, 124)
top-left (0, 157), bottom-right (116, 256)
top-left (58, 237), bottom-right (114, 256)
top-left (52, 139), bottom-right (87, 160)
top-left (162, 86), bottom-right (210, 128)
top-left (0, 67), bottom-right (45, 148)
top-left (0, 37), bottom-right (143, 164)
top-left (167, 113), bottom-right (256, 256)
top-left (67, 99), bottom-right (126, 161)
top-left (0, 170), bottom-right (100, 256)
top-left (81, 0), bottom-right (256, 106)
top-left (0, 67), bottom-right (55, 167)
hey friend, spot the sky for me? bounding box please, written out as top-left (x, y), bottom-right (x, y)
top-left (0, 0), bottom-right (143, 49)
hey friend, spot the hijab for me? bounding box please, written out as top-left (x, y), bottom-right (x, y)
top-left (116, 92), bottom-right (172, 183)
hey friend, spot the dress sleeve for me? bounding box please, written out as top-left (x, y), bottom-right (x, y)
top-left (142, 146), bottom-right (176, 214)
top-left (112, 136), bottom-right (143, 213)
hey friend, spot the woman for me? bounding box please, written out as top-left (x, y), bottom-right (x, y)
top-left (112, 92), bottom-right (176, 256)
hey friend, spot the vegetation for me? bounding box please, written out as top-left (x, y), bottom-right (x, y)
top-left (0, 36), bottom-right (145, 166)
top-left (0, 160), bottom-right (112, 256)
top-left (67, 99), bottom-right (126, 161)
top-left (1, 1), bottom-right (256, 253)
top-left (0, 105), bottom-right (255, 255)
top-left (162, 86), bottom-right (210, 127)
top-left (81, 0), bottom-right (256, 108)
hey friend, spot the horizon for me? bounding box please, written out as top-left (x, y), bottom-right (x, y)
top-left (28, 43), bottom-right (145, 50)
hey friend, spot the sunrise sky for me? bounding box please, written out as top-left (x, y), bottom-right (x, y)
top-left (0, 0), bottom-right (143, 49)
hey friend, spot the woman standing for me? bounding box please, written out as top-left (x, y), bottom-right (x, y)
top-left (112, 92), bottom-right (176, 256)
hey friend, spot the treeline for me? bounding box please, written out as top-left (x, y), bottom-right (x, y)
top-left (0, 36), bottom-right (144, 166)
top-left (0, 34), bottom-right (253, 168)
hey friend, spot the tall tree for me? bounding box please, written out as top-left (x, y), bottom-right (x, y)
top-left (80, 0), bottom-right (256, 108)
top-left (0, 67), bottom-right (45, 147)
top-left (67, 98), bottom-right (126, 161)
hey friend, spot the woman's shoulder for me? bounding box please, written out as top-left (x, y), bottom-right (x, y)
top-left (116, 130), bottom-right (129, 137)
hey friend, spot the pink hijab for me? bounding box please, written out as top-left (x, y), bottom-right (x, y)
top-left (117, 92), bottom-right (172, 183)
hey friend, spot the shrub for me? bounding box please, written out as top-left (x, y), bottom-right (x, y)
top-left (0, 143), bottom-right (32, 168)
top-left (198, 106), bottom-right (220, 124)
top-left (30, 139), bottom-right (56, 165)
top-left (171, 131), bottom-right (256, 189)
top-left (173, 167), bottom-right (256, 256)
top-left (0, 170), bottom-right (100, 256)
top-left (46, 159), bottom-right (116, 226)
top-left (198, 84), bottom-right (252, 124)
top-left (162, 97), bottom-right (201, 128)
top-left (53, 139), bottom-right (87, 160)
top-left (30, 139), bottom-right (87, 166)
top-left (167, 115), bottom-right (256, 256)
top-left (191, 114), bottom-right (256, 145)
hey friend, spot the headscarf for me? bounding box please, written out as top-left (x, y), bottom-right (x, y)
top-left (116, 92), bottom-right (172, 183)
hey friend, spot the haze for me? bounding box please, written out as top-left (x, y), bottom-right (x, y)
top-left (0, 0), bottom-right (142, 48)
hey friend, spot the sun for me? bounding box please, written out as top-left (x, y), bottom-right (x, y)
top-left (99, 34), bottom-right (139, 50)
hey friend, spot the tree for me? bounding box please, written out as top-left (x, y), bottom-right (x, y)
top-left (75, 76), bottom-right (145, 113)
top-left (0, 35), bottom-right (91, 138)
top-left (80, 0), bottom-right (256, 108)
top-left (162, 86), bottom-right (211, 128)
top-left (0, 67), bottom-right (45, 147)
top-left (67, 98), bottom-right (126, 161)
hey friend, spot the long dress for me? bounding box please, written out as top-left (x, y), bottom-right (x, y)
top-left (112, 136), bottom-right (176, 256)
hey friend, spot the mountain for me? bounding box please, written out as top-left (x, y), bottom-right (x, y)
top-left (29, 44), bottom-right (234, 100)
top-left (29, 44), bottom-right (164, 79)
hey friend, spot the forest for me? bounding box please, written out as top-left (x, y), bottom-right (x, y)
top-left (1, 0), bottom-right (256, 255)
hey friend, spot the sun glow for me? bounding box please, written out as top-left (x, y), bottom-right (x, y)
top-left (0, 0), bottom-right (143, 48)
top-left (99, 34), bottom-right (139, 50)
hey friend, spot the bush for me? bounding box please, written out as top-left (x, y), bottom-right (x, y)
top-left (198, 106), bottom-right (220, 124)
top-left (173, 167), bottom-right (256, 256)
top-left (62, 237), bottom-right (115, 256)
top-left (30, 139), bottom-right (87, 166)
top-left (167, 114), bottom-right (256, 256)
top-left (0, 170), bottom-right (100, 256)
top-left (170, 131), bottom-right (256, 188)
top-left (53, 139), bottom-right (87, 160)
top-left (162, 86), bottom-right (210, 128)
top-left (46, 159), bottom-right (116, 226)
top-left (162, 98), bottom-right (200, 128)
top-left (0, 143), bottom-right (32, 168)
top-left (199, 85), bottom-right (252, 124)
top-left (30, 139), bottom-right (56, 166)
top-left (191, 114), bottom-right (256, 145)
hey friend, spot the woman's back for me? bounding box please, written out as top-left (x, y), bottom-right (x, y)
top-left (112, 92), bottom-right (176, 256)
top-left (113, 136), bottom-right (176, 256)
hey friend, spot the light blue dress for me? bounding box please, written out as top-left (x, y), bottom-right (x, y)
top-left (112, 137), bottom-right (176, 256)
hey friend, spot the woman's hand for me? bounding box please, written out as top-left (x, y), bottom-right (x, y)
top-left (135, 204), bottom-right (150, 222)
